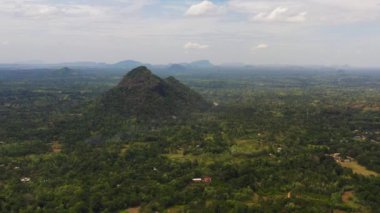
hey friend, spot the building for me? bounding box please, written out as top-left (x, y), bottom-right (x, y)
top-left (192, 178), bottom-right (202, 183)
top-left (20, 177), bottom-right (31, 183)
top-left (203, 176), bottom-right (212, 183)
top-left (192, 177), bottom-right (212, 183)
top-left (287, 192), bottom-right (292, 199)
top-left (331, 153), bottom-right (342, 162)
top-left (330, 153), bottom-right (355, 163)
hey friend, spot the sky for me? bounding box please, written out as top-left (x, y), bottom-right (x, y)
top-left (0, 0), bottom-right (380, 67)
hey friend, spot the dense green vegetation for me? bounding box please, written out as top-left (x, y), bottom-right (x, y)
top-left (0, 67), bottom-right (380, 212)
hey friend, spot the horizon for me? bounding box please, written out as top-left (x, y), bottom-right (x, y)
top-left (1, 59), bottom-right (379, 69)
top-left (1, 0), bottom-right (380, 67)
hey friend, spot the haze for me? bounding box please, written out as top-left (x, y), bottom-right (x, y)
top-left (1, 0), bottom-right (380, 67)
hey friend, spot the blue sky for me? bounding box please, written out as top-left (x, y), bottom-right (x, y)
top-left (0, 0), bottom-right (380, 67)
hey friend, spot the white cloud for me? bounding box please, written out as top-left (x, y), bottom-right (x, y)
top-left (252, 7), bottom-right (307, 23)
top-left (0, 1), bottom-right (106, 18)
top-left (287, 12), bottom-right (307, 22)
top-left (184, 42), bottom-right (209, 49)
top-left (185, 1), bottom-right (221, 16)
top-left (0, 0), bottom-right (155, 19)
top-left (0, 0), bottom-right (379, 66)
top-left (256, 43), bottom-right (268, 49)
top-left (113, 0), bottom-right (157, 14)
top-left (228, 0), bottom-right (380, 24)
top-left (1, 41), bottom-right (9, 46)
top-left (60, 5), bottom-right (105, 17)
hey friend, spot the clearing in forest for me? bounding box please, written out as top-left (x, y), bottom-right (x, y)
top-left (338, 161), bottom-right (379, 177)
top-left (340, 191), bottom-right (369, 212)
top-left (231, 139), bottom-right (268, 155)
top-left (342, 191), bottom-right (354, 204)
top-left (51, 141), bottom-right (62, 153)
top-left (125, 207), bottom-right (140, 213)
top-left (166, 205), bottom-right (186, 212)
top-left (163, 138), bottom-right (268, 164)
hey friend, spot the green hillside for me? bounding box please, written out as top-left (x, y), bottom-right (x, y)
top-left (96, 66), bottom-right (210, 120)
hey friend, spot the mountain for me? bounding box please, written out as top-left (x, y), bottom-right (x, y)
top-left (188, 60), bottom-right (214, 68)
top-left (52, 67), bottom-right (80, 76)
top-left (95, 66), bottom-right (210, 121)
top-left (112, 60), bottom-right (145, 69)
top-left (57, 61), bottom-right (108, 68)
top-left (0, 59), bottom-right (217, 71)
top-left (167, 64), bottom-right (187, 72)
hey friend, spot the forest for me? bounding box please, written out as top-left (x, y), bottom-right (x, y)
top-left (0, 66), bottom-right (380, 212)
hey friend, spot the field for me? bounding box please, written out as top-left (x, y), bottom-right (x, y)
top-left (163, 138), bottom-right (269, 165)
top-left (338, 161), bottom-right (379, 177)
top-left (125, 207), bottom-right (140, 213)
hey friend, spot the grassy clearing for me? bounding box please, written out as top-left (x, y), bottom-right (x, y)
top-left (163, 151), bottom-right (234, 165)
top-left (120, 145), bottom-right (129, 154)
top-left (340, 191), bottom-right (370, 212)
top-left (342, 191), bottom-right (354, 204)
top-left (164, 139), bottom-right (268, 165)
top-left (244, 193), bottom-right (261, 206)
top-left (125, 207), bottom-right (140, 213)
top-left (166, 205), bottom-right (185, 213)
top-left (51, 141), bottom-right (62, 153)
top-left (338, 161), bottom-right (379, 177)
top-left (231, 139), bottom-right (268, 155)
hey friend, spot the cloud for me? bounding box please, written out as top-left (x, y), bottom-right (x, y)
top-left (287, 12), bottom-right (307, 22)
top-left (184, 42), bottom-right (209, 50)
top-left (1, 41), bottom-right (9, 46)
top-left (185, 1), bottom-right (221, 16)
top-left (228, 0), bottom-right (380, 24)
top-left (113, 0), bottom-right (157, 14)
top-left (0, 0), bottom-right (155, 19)
top-left (0, 1), bottom-right (105, 18)
top-left (0, 0), bottom-right (379, 66)
top-left (256, 43), bottom-right (268, 49)
top-left (252, 7), bottom-right (307, 23)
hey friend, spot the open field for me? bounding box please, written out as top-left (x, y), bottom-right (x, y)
top-left (231, 139), bottom-right (268, 155)
top-left (125, 207), bottom-right (140, 213)
top-left (338, 161), bottom-right (379, 177)
top-left (163, 138), bottom-right (268, 164)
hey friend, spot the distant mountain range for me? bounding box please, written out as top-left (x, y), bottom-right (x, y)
top-left (1, 60), bottom-right (377, 73)
top-left (0, 60), bottom-right (216, 70)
